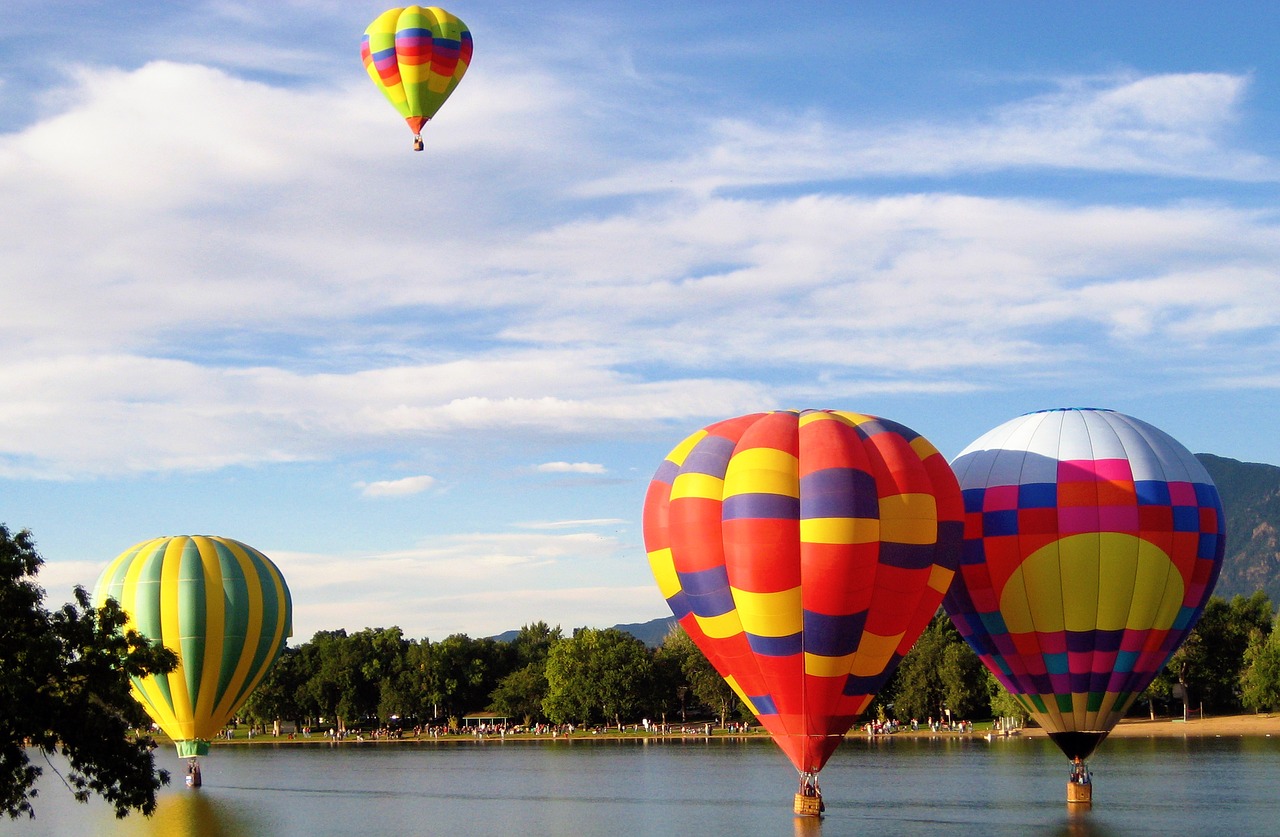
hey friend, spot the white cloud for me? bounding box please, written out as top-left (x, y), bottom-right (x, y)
top-left (583, 73), bottom-right (1276, 196)
top-left (356, 475), bottom-right (437, 497)
top-left (520, 519), bottom-right (628, 530)
top-left (267, 528), bottom-right (657, 639)
top-left (2, 59), bottom-right (1278, 482)
top-left (535, 462), bottom-right (607, 474)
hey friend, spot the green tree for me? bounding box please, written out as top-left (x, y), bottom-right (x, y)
top-left (507, 621), bottom-right (561, 667)
top-left (489, 663), bottom-right (550, 723)
top-left (888, 614), bottom-right (988, 722)
top-left (429, 634), bottom-right (506, 722)
top-left (244, 646), bottom-right (305, 730)
top-left (1166, 592), bottom-right (1273, 714)
top-left (940, 640), bottom-right (988, 721)
top-left (985, 670), bottom-right (1031, 725)
top-left (543, 628), bottom-right (653, 727)
top-left (1240, 620), bottom-right (1280, 712)
top-left (487, 623), bottom-right (562, 724)
top-left (654, 627), bottom-right (742, 726)
top-left (0, 525), bottom-right (177, 819)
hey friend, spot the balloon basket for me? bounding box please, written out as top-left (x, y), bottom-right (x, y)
top-left (793, 793), bottom-right (823, 817)
top-left (1066, 779), bottom-right (1092, 804)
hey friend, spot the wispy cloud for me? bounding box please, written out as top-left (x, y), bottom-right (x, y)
top-left (356, 475), bottom-right (437, 497)
top-left (584, 73), bottom-right (1275, 196)
top-left (535, 461), bottom-right (607, 474)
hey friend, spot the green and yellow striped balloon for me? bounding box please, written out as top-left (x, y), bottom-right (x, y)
top-left (93, 536), bottom-right (292, 758)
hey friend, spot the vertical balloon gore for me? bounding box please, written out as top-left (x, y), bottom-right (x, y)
top-left (643, 409), bottom-right (964, 776)
top-left (942, 408), bottom-right (1226, 763)
top-left (93, 536), bottom-right (293, 758)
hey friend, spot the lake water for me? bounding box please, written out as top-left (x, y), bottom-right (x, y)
top-left (6, 734), bottom-right (1280, 836)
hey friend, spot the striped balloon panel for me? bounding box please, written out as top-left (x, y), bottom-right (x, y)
top-left (93, 536), bottom-right (293, 750)
top-left (941, 409), bottom-right (1225, 746)
top-left (643, 410), bottom-right (963, 774)
top-left (361, 6), bottom-right (472, 132)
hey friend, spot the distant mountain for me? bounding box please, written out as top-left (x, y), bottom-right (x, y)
top-left (1198, 453), bottom-right (1280, 606)
top-left (491, 617), bottom-right (676, 648)
top-left (613, 617), bottom-right (678, 647)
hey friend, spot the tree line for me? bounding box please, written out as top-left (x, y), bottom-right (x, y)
top-left (243, 588), bottom-right (1280, 733)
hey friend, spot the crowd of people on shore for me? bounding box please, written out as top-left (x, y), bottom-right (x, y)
top-left (864, 717), bottom-right (977, 735)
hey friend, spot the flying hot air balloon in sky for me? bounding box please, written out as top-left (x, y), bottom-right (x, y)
top-left (93, 536), bottom-right (292, 786)
top-left (941, 408), bottom-right (1225, 803)
top-left (642, 410), bottom-right (963, 816)
top-left (361, 6), bottom-right (472, 151)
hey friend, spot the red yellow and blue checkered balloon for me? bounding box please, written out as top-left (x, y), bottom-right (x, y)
top-left (942, 408), bottom-right (1225, 760)
top-left (643, 410), bottom-right (964, 774)
top-left (361, 6), bottom-right (472, 150)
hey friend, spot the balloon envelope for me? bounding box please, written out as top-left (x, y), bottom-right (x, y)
top-left (93, 536), bottom-right (293, 757)
top-left (941, 408), bottom-right (1225, 760)
top-left (643, 410), bottom-right (963, 773)
top-left (361, 6), bottom-right (472, 139)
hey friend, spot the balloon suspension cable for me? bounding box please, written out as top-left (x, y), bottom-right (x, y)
top-left (413, 134), bottom-right (424, 152)
top-left (1069, 756), bottom-right (1091, 785)
top-left (797, 771), bottom-right (822, 797)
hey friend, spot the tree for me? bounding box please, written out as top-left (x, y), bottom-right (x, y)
top-left (940, 641), bottom-right (988, 720)
top-left (543, 628), bottom-right (653, 727)
top-left (1166, 592), bottom-right (1273, 715)
top-left (489, 664), bottom-right (550, 724)
top-left (488, 623), bottom-right (562, 724)
top-left (1240, 620), bottom-right (1280, 712)
top-left (429, 634), bottom-right (507, 724)
top-left (0, 525), bottom-right (177, 819)
top-left (654, 627), bottom-right (743, 726)
top-left (888, 614), bottom-right (988, 722)
top-left (985, 671), bottom-right (1030, 725)
top-left (244, 646), bottom-right (305, 731)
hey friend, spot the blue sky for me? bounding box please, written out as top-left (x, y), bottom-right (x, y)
top-left (3, 2), bottom-right (1279, 642)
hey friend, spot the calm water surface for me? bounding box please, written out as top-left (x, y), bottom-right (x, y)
top-left (6, 734), bottom-right (1280, 836)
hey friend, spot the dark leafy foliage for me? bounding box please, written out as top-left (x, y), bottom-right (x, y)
top-left (0, 525), bottom-right (176, 819)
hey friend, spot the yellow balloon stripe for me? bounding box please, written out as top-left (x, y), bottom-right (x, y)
top-left (160, 538), bottom-right (196, 741)
top-left (235, 554), bottom-right (292, 713)
top-left (664, 429), bottom-right (706, 468)
top-left (850, 631), bottom-right (903, 677)
top-left (694, 609), bottom-right (743, 640)
top-left (723, 446), bottom-right (798, 499)
top-left (804, 651), bottom-right (855, 678)
top-left (193, 538), bottom-right (226, 734)
top-left (800, 517), bottom-right (879, 545)
top-left (670, 471), bottom-right (724, 501)
top-left (732, 586), bottom-right (802, 637)
top-left (209, 540), bottom-right (266, 730)
top-left (877, 493), bottom-right (938, 544)
top-left (646, 547), bottom-right (682, 599)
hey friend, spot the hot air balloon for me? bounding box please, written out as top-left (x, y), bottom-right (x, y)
top-left (92, 536), bottom-right (293, 787)
top-left (361, 6), bottom-right (473, 151)
top-left (642, 410), bottom-right (964, 816)
top-left (941, 408), bottom-right (1225, 803)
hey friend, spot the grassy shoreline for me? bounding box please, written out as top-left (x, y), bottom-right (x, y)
top-left (163, 713), bottom-right (1280, 750)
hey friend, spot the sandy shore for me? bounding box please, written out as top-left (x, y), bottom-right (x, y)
top-left (1015, 713), bottom-right (1280, 740)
